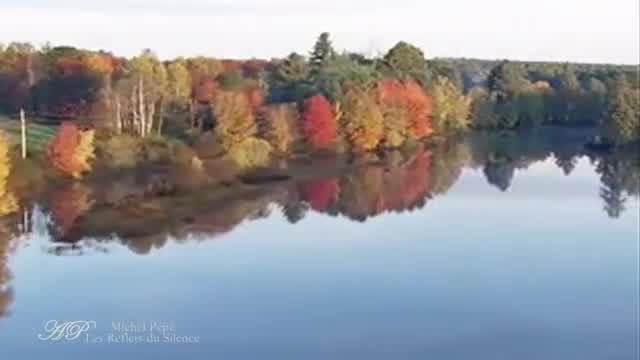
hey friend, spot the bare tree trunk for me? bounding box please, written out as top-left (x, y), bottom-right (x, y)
top-left (104, 75), bottom-right (113, 128)
top-left (157, 100), bottom-right (166, 136)
top-left (147, 102), bottom-right (156, 136)
top-left (115, 95), bottom-right (122, 134)
top-left (20, 109), bottom-right (27, 159)
top-left (138, 78), bottom-right (146, 137)
top-left (26, 55), bottom-right (35, 88)
top-left (131, 87), bottom-right (139, 135)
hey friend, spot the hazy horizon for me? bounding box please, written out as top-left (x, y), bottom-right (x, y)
top-left (1, 0), bottom-right (639, 64)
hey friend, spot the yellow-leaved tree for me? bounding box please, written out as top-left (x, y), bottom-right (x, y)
top-left (213, 91), bottom-right (258, 152)
top-left (212, 91), bottom-right (271, 169)
top-left (262, 104), bottom-right (299, 154)
top-left (228, 137), bottom-right (273, 169)
top-left (432, 76), bottom-right (472, 134)
top-left (343, 87), bottom-right (385, 152)
top-left (0, 131), bottom-right (18, 216)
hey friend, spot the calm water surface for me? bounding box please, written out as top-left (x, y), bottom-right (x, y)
top-left (1, 134), bottom-right (638, 359)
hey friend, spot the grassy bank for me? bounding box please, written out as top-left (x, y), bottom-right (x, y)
top-left (0, 115), bottom-right (58, 154)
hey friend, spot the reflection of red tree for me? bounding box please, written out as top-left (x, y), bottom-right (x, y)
top-left (299, 179), bottom-right (340, 211)
top-left (48, 184), bottom-right (93, 238)
top-left (401, 150), bottom-right (432, 210)
top-left (329, 149), bottom-right (433, 221)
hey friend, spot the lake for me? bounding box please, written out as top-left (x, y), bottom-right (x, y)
top-left (1, 130), bottom-right (638, 359)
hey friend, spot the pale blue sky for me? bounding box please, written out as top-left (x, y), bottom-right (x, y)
top-left (1, 0), bottom-right (638, 63)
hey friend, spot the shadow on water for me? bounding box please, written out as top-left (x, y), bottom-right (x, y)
top-left (0, 127), bottom-right (638, 319)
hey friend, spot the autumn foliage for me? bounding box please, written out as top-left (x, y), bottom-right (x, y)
top-left (262, 104), bottom-right (299, 154)
top-left (212, 91), bottom-right (274, 168)
top-left (302, 95), bottom-right (337, 150)
top-left (377, 79), bottom-right (434, 141)
top-left (0, 131), bottom-right (18, 216)
top-left (47, 122), bottom-right (96, 179)
top-left (343, 87), bottom-right (385, 152)
top-left (40, 52), bottom-right (119, 117)
top-left (0, 131), bottom-right (12, 196)
top-left (213, 91), bottom-right (258, 151)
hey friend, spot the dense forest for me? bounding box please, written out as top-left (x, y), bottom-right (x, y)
top-left (0, 33), bottom-right (638, 207)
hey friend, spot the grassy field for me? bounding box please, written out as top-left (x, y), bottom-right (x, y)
top-left (0, 115), bottom-right (58, 154)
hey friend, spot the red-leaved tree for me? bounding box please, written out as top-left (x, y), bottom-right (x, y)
top-left (302, 95), bottom-right (337, 150)
top-left (404, 81), bottom-right (434, 139)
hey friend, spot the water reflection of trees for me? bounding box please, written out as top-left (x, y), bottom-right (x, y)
top-left (0, 128), bottom-right (637, 260)
top-left (594, 151), bottom-right (640, 218)
top-left (56, 186), bottom-right (286, 255)
top-left (468, 128), bottom-right (591, 192)
top-left (468, 129), bottom-right (639, 218)
top-left (0, 219), bottom-right (15, 318)
top-left (0, 140), bottom-right (633, 320)
top-left (296, 150), bottom-right (434, 222)
top-left (0, 209), bottom-right (31, 319)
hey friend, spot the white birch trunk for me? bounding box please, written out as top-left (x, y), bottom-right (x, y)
top-left (115, 95), bottom-right (122, 134)
top-left (147, 102), bottom-right (156, 136)
top-left (138, 78), bottom-right (146, 137)
top-left (20, 109), bottom-right (27, 159)
top-left (131, 87), bottom-right (139, 135)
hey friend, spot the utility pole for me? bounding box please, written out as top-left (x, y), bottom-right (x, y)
top-left (20, 108), bottom-right (27, 159)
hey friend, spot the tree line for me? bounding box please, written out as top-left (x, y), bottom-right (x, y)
top-left (0, 34), bottom-right (638, 180)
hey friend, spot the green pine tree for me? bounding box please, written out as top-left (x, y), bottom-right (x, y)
top-left (309, 33), bottom-right (335, 76)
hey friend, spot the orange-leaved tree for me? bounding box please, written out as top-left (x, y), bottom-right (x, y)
top-left (47, 122), bottom-right (96, 179)
top-left (302, 95), bottom-right (337, 150)
top-left (404, 81), bottom-right (434, 139)
top-left (377, 79), bottom-right (434, 143)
